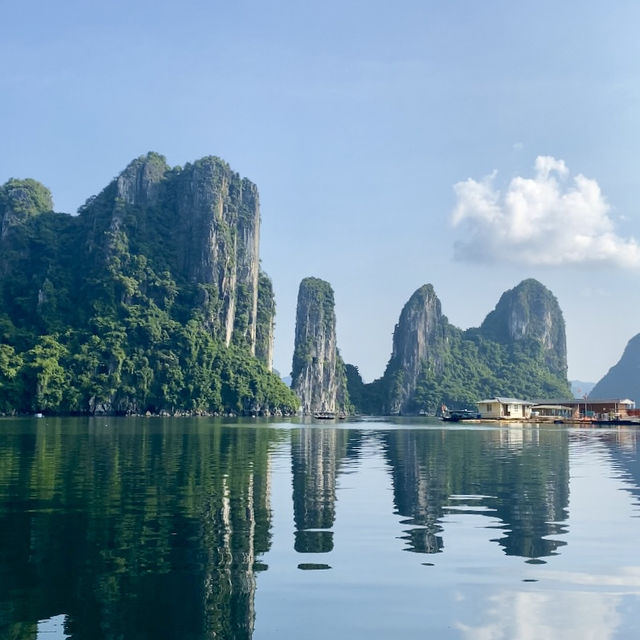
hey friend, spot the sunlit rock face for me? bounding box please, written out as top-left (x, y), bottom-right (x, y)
top-left (81, 152), bottom-right (265, 354)
top-left (291, 277), bottom-right (349, 415)
top-left (479, 278), bottom-right (567, 377)
top-left (173, 156), bottom-right (261, 350)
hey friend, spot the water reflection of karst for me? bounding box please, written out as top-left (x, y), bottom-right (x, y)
top-left (0, 418), bottom-right (275, 640)
top-left (595, 428), bottom-right (640, 508)
top-left (383, 426), bottom-right (569, 560)
top-left (290, 428), bottom-right (350, 554)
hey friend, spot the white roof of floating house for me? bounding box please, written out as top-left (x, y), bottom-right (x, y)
top-left (536, 398), bottom-right (635, 407)
top-left (533, 404), bottom-right (573, 410)
top-left (477, 397), bottom-right (535, 405)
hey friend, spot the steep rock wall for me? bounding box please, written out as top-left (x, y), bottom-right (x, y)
top-left (291, 277), bottom-right (349, 414)
top-left (255, 272), bottom-right (275, 369)
top-left (79, 153), bottom-right (263, 354)
top-left (384, 285), bottom-right (451, 413)
top-left (173, 157), bottom-right (260, 350)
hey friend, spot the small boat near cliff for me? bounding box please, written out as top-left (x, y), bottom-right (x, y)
top-left (313, 411), bottom-right (336, 420)
top-left (441, 409), bottom-right (481, 422)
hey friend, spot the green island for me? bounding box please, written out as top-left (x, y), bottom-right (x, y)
top-left (344, 279), bottom-right (572, 415)
top-left (0, 154), bottom-right (298, 416)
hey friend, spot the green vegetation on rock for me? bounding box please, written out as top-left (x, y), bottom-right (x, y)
top-left (347, 279), bottom-right (571, 415)
top-left (0, 154), bottom-right (298, 415)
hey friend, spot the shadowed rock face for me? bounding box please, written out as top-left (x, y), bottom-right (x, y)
top-left (590, 333), bottom-right (640, 401)
top-left (291, 277), bottom-right (349, 414)
top-left (115, 152), bottom-right (168, 207)
top-left (386, 285), bottom-right (451, 413)
top-left (255, 272), bottom-right (275, 370)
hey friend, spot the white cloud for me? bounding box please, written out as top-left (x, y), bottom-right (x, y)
top-left (451, 156), bottom-right (640, 268)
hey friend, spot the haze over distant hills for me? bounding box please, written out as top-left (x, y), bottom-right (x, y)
top-left (589, 334), bottom-right (640, 402)
top-left (570, 380), bottom-right (596, 398)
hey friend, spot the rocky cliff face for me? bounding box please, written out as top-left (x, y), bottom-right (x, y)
top-left (479, 279), bottom-right (567, 377)
top-left (590, 333), bottom-right (640, 401)
top-left (82, 153), bottom-right (168, 251)
top-left (80, 153), bottom-right (264, 354)
top-left (255, 272), bottom-right (275, 369)
top-left (116, 153), bottom-right (167, 207)
top-left (291, 278), bottom-right (349, 414)
top-left (384, 285), bottom-right (452, 413)
top-left (356, 278), bottom-right (570, 415)
top-left (174, 157), bottom-right (260, 349)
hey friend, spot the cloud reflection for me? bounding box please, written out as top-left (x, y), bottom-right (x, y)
top-left (456, 589), bottom-right (622, 640)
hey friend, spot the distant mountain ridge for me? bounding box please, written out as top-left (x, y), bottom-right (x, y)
top-left (570, 380), bottom-right (596, 398)
top-left (589, 334), bottom-right (640, 402)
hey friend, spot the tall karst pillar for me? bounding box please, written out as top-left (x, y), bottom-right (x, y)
top-left (291, 278), bottom-right (349, 415)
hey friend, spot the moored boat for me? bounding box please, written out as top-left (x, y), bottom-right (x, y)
top-left (441, 409), bottom-right (480, 422)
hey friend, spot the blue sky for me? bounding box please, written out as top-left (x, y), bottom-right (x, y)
top-left (2, 0), bottom-right (639, 383)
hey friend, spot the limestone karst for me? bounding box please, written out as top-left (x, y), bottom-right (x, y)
top-left (0, 153), bottom-right (294, 415)
top-left (346, 279), bottom-right (571, 415)
top-left (290, 277), bottom-right (350, 415)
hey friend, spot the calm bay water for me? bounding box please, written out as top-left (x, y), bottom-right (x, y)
top-left (1, 417), bottom-right (640, 639)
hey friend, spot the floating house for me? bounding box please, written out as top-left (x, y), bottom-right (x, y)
top-left (476, 397), bottom-right (534, 420)
top-left (530, 404), bottom-right (574, 419)
top-left (533, 398), bottom-right (636, 420)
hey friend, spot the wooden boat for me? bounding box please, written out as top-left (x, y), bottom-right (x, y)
top-left (441, 409), bottom-right (480, 422)
top-left (313, 412), bottom-right (336, 420)
top-left (592, 418), bottom-right (640, 426)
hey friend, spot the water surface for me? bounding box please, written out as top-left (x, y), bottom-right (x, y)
top-left (1, 417), bottom-right (639, 638)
